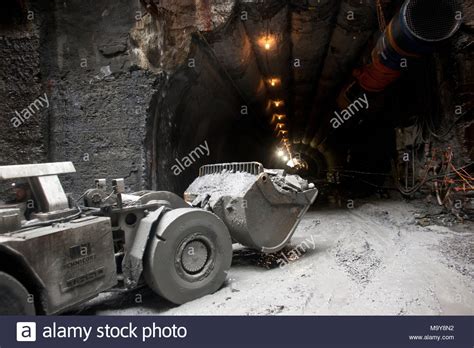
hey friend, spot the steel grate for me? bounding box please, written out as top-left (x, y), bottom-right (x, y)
top-left (199, 162), bottom-right (264, 176)
top-left (404, 0), bottom-right (461, 42)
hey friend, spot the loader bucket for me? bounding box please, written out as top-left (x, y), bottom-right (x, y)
top-left (184, 162), bottom-right (318, 253)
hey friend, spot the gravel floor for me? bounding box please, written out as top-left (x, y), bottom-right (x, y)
top-left (73, 199), bottom-right (473, 315)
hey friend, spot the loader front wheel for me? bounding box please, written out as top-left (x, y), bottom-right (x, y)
top-left (144, 208), bottom-right (232, 304)
top-left (0, 271), bottom-right (36, 315)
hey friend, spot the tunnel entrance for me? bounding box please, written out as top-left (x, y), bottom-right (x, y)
top-left (145, 0), bottom-right (468, 211)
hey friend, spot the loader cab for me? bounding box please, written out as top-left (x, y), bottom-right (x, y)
top-left (0, 162), bottom-right (77, 228)
top-left (1, 182), bottom-right (37, 220)
top-left (0, 162), bottom-right (117, 315)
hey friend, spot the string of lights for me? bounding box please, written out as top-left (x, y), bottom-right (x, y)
top-left (257, 22), bottom-right (301, 168)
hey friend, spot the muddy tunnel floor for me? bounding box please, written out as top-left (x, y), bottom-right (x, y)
top-left (70, 198), bottom-right (473, 315)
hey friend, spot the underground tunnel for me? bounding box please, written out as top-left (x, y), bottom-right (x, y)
top-left (1, 0), bottom-right (471, 202)
top-left (143, 0), bottom-right (472, 206)
top-left (0, 0), bottom-right (473, 316)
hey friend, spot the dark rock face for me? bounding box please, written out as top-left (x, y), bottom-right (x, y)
top-left (0, 32), bottom-right (47, 166)
top-left (0, 0), bottom-right (159, 196)
top-left (0, 7), bottom-right (49, 197)
top-left (40, 0), bottom-right (157, 196)
top-left (148, 40), bottom-right (269, 194)
top-left (0, 0), bottom-right (260, 197)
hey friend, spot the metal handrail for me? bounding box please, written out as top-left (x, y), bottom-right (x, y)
top-left (199, 162), bottom-right (264, 176)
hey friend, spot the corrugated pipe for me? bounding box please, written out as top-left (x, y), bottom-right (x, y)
top-left (352, 0), bottom-right (462, 93)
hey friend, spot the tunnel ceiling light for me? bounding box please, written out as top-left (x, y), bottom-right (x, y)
top-left (272, 100), bottom-right (284, 108)
top-left (259, 36), bottom-right (276, 51)
top-left (271, 114), bottom-right (286, 124)
top-left (275, 123), bottom-right (285, 131)
top-left (268, 78), bottom-right (280, 88)
top-left (277, 129), bottom-right (288, 138)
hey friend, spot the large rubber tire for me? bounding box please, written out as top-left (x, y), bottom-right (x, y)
top-left (144, 208), bottom-right (232, 304)
top-left (0, 271), bottom-right (35, 315)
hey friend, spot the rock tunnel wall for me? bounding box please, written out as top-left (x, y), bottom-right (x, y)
top-left (0, 0), bottom-right (51, 197)
top-left (0, 2), bottom-right (48, 169)
top-left (40, 0), bottom-right (159, 196)
top-left (0, 0), bottom-right (472, 201)
top-left (148, 36), bottom-right (270, 194)
top-left (0, 0), bottom-right (158, 196)
top-left (0, 0), bottom-right (267, 197)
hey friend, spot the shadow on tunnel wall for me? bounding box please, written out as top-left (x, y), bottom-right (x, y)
top-left (146, 35), bottom-right (272, 195)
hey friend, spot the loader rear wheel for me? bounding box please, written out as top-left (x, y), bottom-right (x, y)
top-left (144, 208), bottom-right (232, 304)
top-left (0, 271), bottom-right (35, 315)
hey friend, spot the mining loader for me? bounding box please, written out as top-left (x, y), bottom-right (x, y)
top-left (0, 162), bottom-right (317, 315)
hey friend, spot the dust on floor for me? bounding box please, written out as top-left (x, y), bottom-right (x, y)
top-left (72, 199), bottom-right (473, 315)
